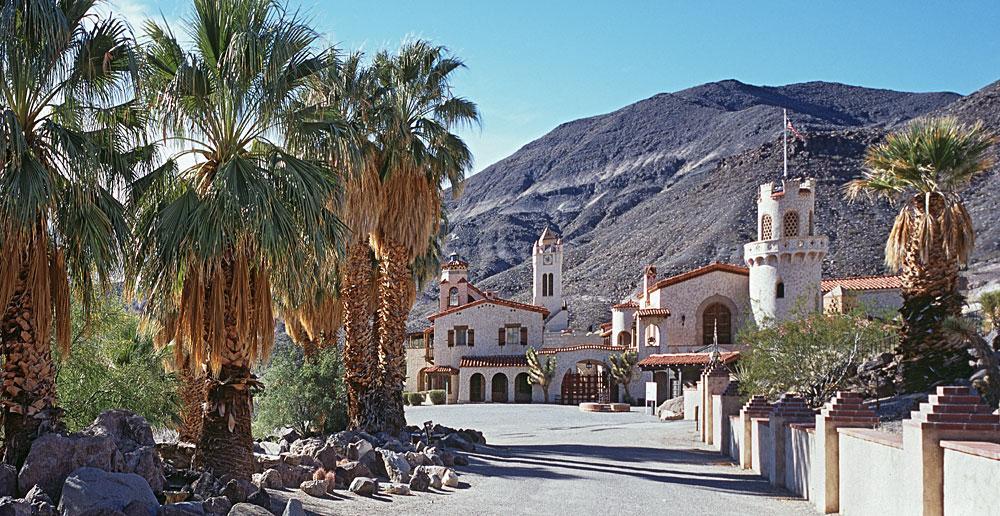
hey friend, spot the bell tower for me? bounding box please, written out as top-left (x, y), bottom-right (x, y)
top-left (532, 228), bottom-right (567, 332)
top-left (744, 178), bottom-right (828, 325)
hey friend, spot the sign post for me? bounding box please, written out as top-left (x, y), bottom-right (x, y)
top-left (645, 382), bottom-right (658, 416)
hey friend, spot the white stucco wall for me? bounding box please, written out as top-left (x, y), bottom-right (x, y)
top-left (729, 415), bottom-right (742, 462)
top-left (648, 270), bottom-right (750, 352)
top-left (431, 302), bottom-right (546, 370)
top-left (752, 419), bottom-right (774, 478)
top-left (405, 347), bottom-right (427, 392)
top-left (786, 425), bottom-right (814, 500)
top-left (838, 431), bottom-right (905, 516)
top-left (942, 446), bottom-right (1000, 515)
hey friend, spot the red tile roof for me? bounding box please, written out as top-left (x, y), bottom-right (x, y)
top-left (441, 260), bottom-right (468, 269)
top-left (636, 308), bottom-right (671, 317)
top-left (611, 301), bottom-right (639, 310)
top-left (424, 366), bottom-right (459, 374)
top-left (821, 275), bottom-right (902, 293)
top-left (537, 344), bottom-right (629, 354)
top-left (599, 322), bottom-right (613, 330)
top-left (637, 351), bottom-right (740, 367)
top-left (428, 297), bottom-right (550, 321)
top-left (460, 356), bottom-right (528, 368)
top-left (647, 262), bottom-right (749, 294)
top-left (467, 282), bottom-right (487, 299)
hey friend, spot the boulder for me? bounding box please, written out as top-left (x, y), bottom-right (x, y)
top-left (276, 428), bottom-right (300, 444)
top-left (345, 440), bottom-right (372, 462)
top-left (427, 474), bottom-right (442, 490)
top-left (656, 396), bottom-right (685, 418)
top-left (348, 477), bottom-right (377, 497)
top-left (442, 470), bottom-right (459, 488)
top-left (280, 499), bottom-right (305, 516)
top-left (75, 508), bottom-right (124, 516)
top-left (245, 488), bottom-right (269, 510)
top-left (159, 502), bottom-right (204, 516)
top-left (658, 410), bottom-right (683, 421)
top-left (441, 434), bottom-right (475, 453)
top-left (227, 503), bottom-right (271, 516)
top-left (382, 483), bottom-right (409, 496)
top-left (56, 468), bottom-right (158, 516)
top-left (298, 480), bottom-right (327, 497)
top-left (257, 469), bottom-right (282, 489)
top-left (333, 462), bottom-right (370, 489)
top-left (437, 450), bottom-right (455, 467)
top-left (221, 480), bottom-right (249, 505)
top-left (19, 411), bottom-right (165, 498)
top-left (121, 501), bottom-right (149, 516)
top-left (416, 466), bottom-right (452, 479)
top-left (200, 497), bottom-right (231, 516)
top-left (156, 443), bottom-right (195, 471)
top-left (377, 449), bottom-right (410, 483)
top-left (288, 439), bottom-right (338, 471)
top-left (24, 485), bottom-right (56, 516)
top-left (278, 454), bottom-right (319, 469)
top-left (453, 455), bottom-right (469, 467)
top-left (190, 472), bottom-right (224, 502)
top-left (407, 469), bottom-right (430, 493)
top-left (0, 466), bottom-right (15, 498)
top-left (0, 497), bottom-right (31, 516)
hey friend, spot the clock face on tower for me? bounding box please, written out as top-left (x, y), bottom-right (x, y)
top-left (542, 255), bottom-right (553, 265)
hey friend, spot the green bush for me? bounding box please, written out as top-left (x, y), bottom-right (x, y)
top-left (56, 293), bottom-right (181, 432)
top-left (402, 391), bottom-right (411, 405)
top-left (428, 389), bottom-right (446, 405)
top-left (253, 336), bottom-right (347, 437)
top-left (408, 391), bottom-right (425, 406)
top-left (736, 305), bottom-right (899, 407)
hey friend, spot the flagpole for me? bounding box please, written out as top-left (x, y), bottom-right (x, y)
top-left (783, 109), bottom-right (788, 179)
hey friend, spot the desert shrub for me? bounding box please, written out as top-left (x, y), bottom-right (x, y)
top-left (408, 391), bottom-right (425, 405)
top-left (736, 305), bottom-right (898, 407)
top-left (428, 389), bottom-right (446, 405)
top-left (55, 293), bottom-right (181, 432)
top-left (253, 336), bottom-right (347, 437)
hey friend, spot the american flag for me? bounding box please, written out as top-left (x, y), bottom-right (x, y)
top-left (786, 120), bottom-right (805, 140)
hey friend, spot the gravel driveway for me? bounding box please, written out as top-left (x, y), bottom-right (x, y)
top-left (269, 404), bottom-right (817, 516)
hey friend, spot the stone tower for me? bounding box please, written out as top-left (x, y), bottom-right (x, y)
top-left (533, 228), bottom-right (568, 332)
top-left (744, 178), bottom-right (828, 325)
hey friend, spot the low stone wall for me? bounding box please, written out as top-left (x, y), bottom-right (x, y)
top-left (683, 387), bottom-right (698, 421)
top-left (786, 424), bottom-right (813, 500)
top-left (941, 441), bottom-right (1000, 515)
top-left (838, 428), bottom-right (904, 515)
top-left (694, 384), bottom-right (1000, 515)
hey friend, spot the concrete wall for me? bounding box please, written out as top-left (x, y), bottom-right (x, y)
top-left (838, 430), bottom-right (905, 516)
top-left (786, 425), bottom-right (814, 500)
top-left (405, 347), bottom-right (427, 392)
top-left (432, 302), bottom-right (546, 369)
top-left (752, 419), bottom-right (773, 479)
top-left (942, 443), bottom-right (1000, 515)
top-left (729, 415), bottom-right (741, 462)
top-left (684, 387), bottom-right (698, 421)
top-left (646, 270), bottom-right (750, 352)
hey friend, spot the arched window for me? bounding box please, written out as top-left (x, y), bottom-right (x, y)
top-left (617, 332), bottom-right (631, 347)
top-left (783, 211), bottom-right (799, 237)
top-left (776, 281), bottom-right (785, 299)
top-left (809, 210), bottom-right (814, 236)
top-left (448, 287), bottom-right (460, 306)
top-left (761, 214), bottom-right (773, 240)
top-left (547, 273), bottom-right (554, 296)
top-left (702, 303), bottom-right (732, 346)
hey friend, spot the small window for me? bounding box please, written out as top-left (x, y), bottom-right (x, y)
top-left (783, 211), bottom-right (799, 238)
top-left (506, 326), bottom-right (520, 346)
top-left (448, 287), bottom-right (459, 306)
top-left (617, 332), bottom-right (631, 347)
top-left (809, 211), bottom-right (814, 236)
top-left (761, 215), bottom-right (773, 240)
top-left (455, 327), bottom-right (468, 346)
top-left (776, 281), bottom-right (785, 299)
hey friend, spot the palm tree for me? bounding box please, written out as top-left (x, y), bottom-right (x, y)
top-left (0, 0), bottom-right (144, 467)
top-left (131, 0), bottom-right (343, 478)
top-left (367, 41), bottom-right (479, 433)
top-left (980, 290), bottom-right (1000, 351)
top-left (526, 347), bottom-right (557, 403)
top-left (846, 117), bottom-right (993, 392)
top-left (609, 350), bottom-right (639, 404)
top-left (943, 317), bottom-right (1000, 407)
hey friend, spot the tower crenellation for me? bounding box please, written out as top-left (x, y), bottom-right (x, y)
top-left (744, 178), bottom-right (828, 325)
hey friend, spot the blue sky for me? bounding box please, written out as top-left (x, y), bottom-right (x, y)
top-left (108, 0), bottom-right (1000, 174)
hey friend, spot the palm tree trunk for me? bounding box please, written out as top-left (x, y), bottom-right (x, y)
top-left (896, 195), bottom-right (972, 392)
top-left (194, 364), bottom-right (254, 478)
top-left (177, 361), bottom-right (206, 444)
top-left (0, 267), bottom-right (59, 468)
top-left (343, 241), bottom-right (379, 431)
top-left (374, 239), bottom-right (408, 435)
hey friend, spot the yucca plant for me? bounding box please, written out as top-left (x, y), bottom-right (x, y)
top-left (846, 117), bottom-right (993, 392)
top-left (526, 346), bottom-right (557, 403)
top-left (609, 350), bottom-right (639, 404)
top-left (0, 0), bottom-right (146, 467)
top-left (980, 290), bottom-right (1000, 351)
top-left (131, 0), bottom-right (344, 478)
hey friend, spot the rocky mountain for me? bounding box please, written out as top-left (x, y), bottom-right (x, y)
top-left (407, 79), bottom-right (1000, 332)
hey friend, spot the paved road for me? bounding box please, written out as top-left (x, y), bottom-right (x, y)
top-left (270, 404), bottom-right (817, 516)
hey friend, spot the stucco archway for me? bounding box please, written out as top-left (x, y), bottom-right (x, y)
top-left (469, 373), bottom-right (485, 402)
top-left (491, 373), bottom-right (509, 403)
top-left (695, 294), bottom-right (739, 347)
top-left (514, 373), bottom-right (532, 403)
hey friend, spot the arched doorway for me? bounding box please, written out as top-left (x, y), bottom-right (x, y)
top-left (653, 371), bottom-right (670, 405)
top-left (514, 373), bottom-right (532, 403)
top-left (491, 373), bottom-right (508, 403)
top-left (702, 303), bottom-right (732, 346)
top-left (469, 373), bottom-right (485, 402)
top-left (617, 331), bottom-right (631, 347)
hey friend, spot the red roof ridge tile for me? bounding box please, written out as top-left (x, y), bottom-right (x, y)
top-left (428, 297), bottom-right (550, 321)
top-left (821, 275), bottom-right (902, 292)
top-left (647, 263), bottom-right (750, 294)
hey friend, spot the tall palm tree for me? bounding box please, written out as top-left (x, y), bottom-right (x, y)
top-left (0, 0), bottom-right (144, 467)
top-left (846, 117), bottom-right (993, 392)
top-left (131, 0), bottom-right (343, 478)
top-left (366, 41), bottom-right (479, 433)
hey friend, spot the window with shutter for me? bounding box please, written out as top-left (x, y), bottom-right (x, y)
top-left (505, 326), bottom-right (519, 346)
top-left (468, 329), bottom-right (475, 347)
top-left (447, 330), bottom-right (455, 347)
top-left (520, 327), bottom-right (528, 345)
top-left (455, 327), bottom-right (467, 346)
top-left (498, 328), bottom-right (505, 346)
